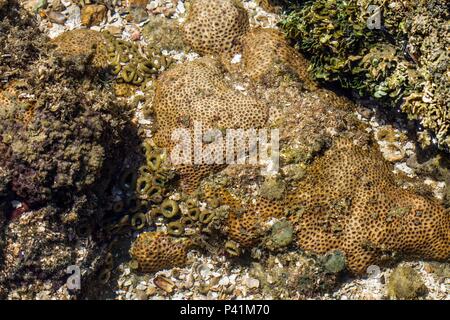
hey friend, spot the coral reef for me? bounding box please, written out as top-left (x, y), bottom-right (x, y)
top-left (0, 1), bottom-right (137, 298)
top-left (241, 27), bottom-right (316, 89)
top-left (52, 29), bottom-right (171, 91)
top-left (217, 139), bottom-right (450, 274)
top-left (182, 0), bottom-right (249, 56)
top-left (281, 0), bottom-right (450, 150)
top-left (51, 29), bottom-right (110, 69)
top-left (151, 57), bottom-right (268, 191)
top-left (141, 16), bottom-right (185, 52)
top-left (0, 60), bottom-right (131, 206)
top-left (130, 231), bottom-right (192, 273)
top-left (1, 0), bottom-right (448, 300)
top-left (250, 252), bottom-right (341, 298)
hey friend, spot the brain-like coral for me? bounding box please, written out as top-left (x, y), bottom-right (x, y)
top-left (219, 140), bottom-right (450, 274)
top-left (152, 57), bottom-right (269, 191)
top-left (182, 0), bottom-right (249, 56)
top-left (130, 231), bottom-right (192, 273)
top-left (241, 27), bottom-right (316, 89)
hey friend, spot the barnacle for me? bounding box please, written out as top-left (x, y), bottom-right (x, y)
top-left (146, 151), bottom-right (162, 171)
top-left (185, 198), bottom-right (198, 209)
top-left (199, 210), bottom-right (215, 225)
top-left (180, 216), bottom-right (195, 226)
top-left (51, 29), bottom-right (170, 94)
top-left (119, 168), bottom-right (138, 191)
top-left (147, 185), bottom-right (163, 203)
top-left (225, 240), bottom-right (241, 257)
top-left (136, 176), bottom-right (152, 195)
top-left (126, 196), bottom-right (141, 213)
top-left (187, 207), bottom-right (201, 221)
top-left (131, 212), bottom-right (147, 230)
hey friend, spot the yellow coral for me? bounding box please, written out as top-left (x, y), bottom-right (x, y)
top-left (130, 231), bottom-right (192, 273)
top-left (182, 0), bottom-right (249, 56)
top-left (219, 140), bottom-right (450, 274)
top-left (51, 29), bottom-right (110, 68)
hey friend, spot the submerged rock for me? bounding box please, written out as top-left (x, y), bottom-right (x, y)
top-left (387, 266), bottom-right (428, 300)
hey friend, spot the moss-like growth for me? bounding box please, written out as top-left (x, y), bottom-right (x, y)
top-left (322, 250), bottom-right (346, 274)
top-left (387, 266), bottom-right (428, 300)
top-left (281, 0), bottom-right (449, 151)
top-left (260, 177), bottom-right (286, 200)
top-left (266, 220), bottom-right (294, 250)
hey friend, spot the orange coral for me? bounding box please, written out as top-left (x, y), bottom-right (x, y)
top-left (218, 140), bottom-right (450, 274)
top-left (130, 231), bottom-right (192, 273)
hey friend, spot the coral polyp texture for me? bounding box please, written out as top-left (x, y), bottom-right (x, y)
top-left (51, 29), bottom-right (110, 69)
top-left (152, 57), bottom-right (268, 190)
top-left (182, 0), bottom-right (249, 56)
top-left (220, 140), bottom-right (450, 274)
top-left (130, 231), bottom-right (192, 273)
top-left (241, 27), bottom-right (316, 89)
top-left (0, 65), bottom-right (131, 206)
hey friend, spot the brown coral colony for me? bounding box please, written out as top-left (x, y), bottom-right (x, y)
top-left (0, 0), bottom-right (448, 300)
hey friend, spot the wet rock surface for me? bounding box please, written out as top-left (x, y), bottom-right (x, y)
top-left (0, 0), bottom-right (448, 300)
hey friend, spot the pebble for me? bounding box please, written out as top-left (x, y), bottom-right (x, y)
top-left (219, 277), bottom-right (230, 286)
top-left (64, 5), bottom-right (81, 29)
top-left (47, 10), bottom-right (66, 24)
top-left (243, 276), bottom-right (260, 289)
top-left (130, 30), bottom-right (141, 41)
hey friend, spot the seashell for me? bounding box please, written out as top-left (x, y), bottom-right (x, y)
top-left (153, 275), bottom-right (175, 293)
top-left (196, 263), bottom-right (212, 280)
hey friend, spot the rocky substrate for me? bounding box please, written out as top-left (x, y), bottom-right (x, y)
top-left (2, 0), bottom-right (448, 300)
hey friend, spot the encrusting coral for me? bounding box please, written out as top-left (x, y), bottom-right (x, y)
top-left (182, 0), bottom-right (249, 56)
top-left (241, 27), bottom-right (316, 90)
top-left (51, 29), bottom-right (110, 69)
top-left (217, 139), bottom-right (450, 274)
top-left (152, 57), bottom-right (268, 191)
top-left (281, 0), bottom-right (450, 151)
top-left (130, 231), bottom-right (193, 273)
